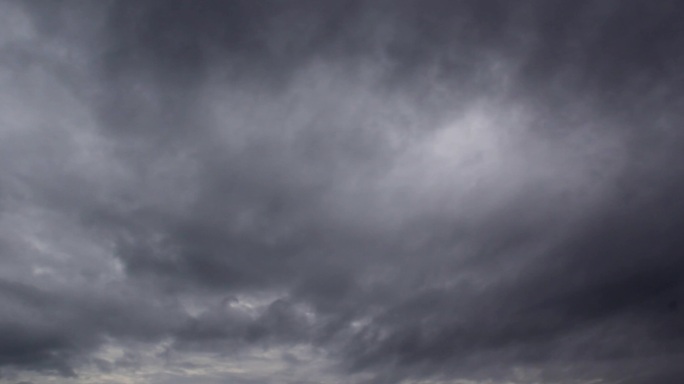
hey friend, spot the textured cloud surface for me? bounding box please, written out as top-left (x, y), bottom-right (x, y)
top-left (1, 1), bottom-right (684, 383)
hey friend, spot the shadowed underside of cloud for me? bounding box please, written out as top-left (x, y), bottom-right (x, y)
top-left (1, 1), bottom-right (684, 383)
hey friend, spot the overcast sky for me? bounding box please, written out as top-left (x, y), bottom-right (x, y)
top-left (1, 1), bottom-right (684, 383)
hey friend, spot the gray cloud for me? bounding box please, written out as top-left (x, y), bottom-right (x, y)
top-left (1, 1), bottom-right (684, 383)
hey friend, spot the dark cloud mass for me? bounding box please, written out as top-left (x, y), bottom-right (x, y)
top-left (1, 1), bottom-right (684, 383)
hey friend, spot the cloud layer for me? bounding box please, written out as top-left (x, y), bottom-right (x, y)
top-left (1, 1), bottom-right (684, 383)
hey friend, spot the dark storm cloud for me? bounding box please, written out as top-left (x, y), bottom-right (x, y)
top-left (2, 1), bottom-right (684, 383)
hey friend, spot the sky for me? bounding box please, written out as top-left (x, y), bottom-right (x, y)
top-left (1, 1), bottom-right (684, 383)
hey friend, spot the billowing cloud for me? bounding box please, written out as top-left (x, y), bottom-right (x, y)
top-left (1, 1), bottom-right (684, 383)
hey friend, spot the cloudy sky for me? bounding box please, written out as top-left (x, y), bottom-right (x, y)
top-left (1, 1), bottom-right (684, 383)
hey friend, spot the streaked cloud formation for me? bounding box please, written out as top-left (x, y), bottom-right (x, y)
top-left (1, 1), bottom-right (684, 383)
